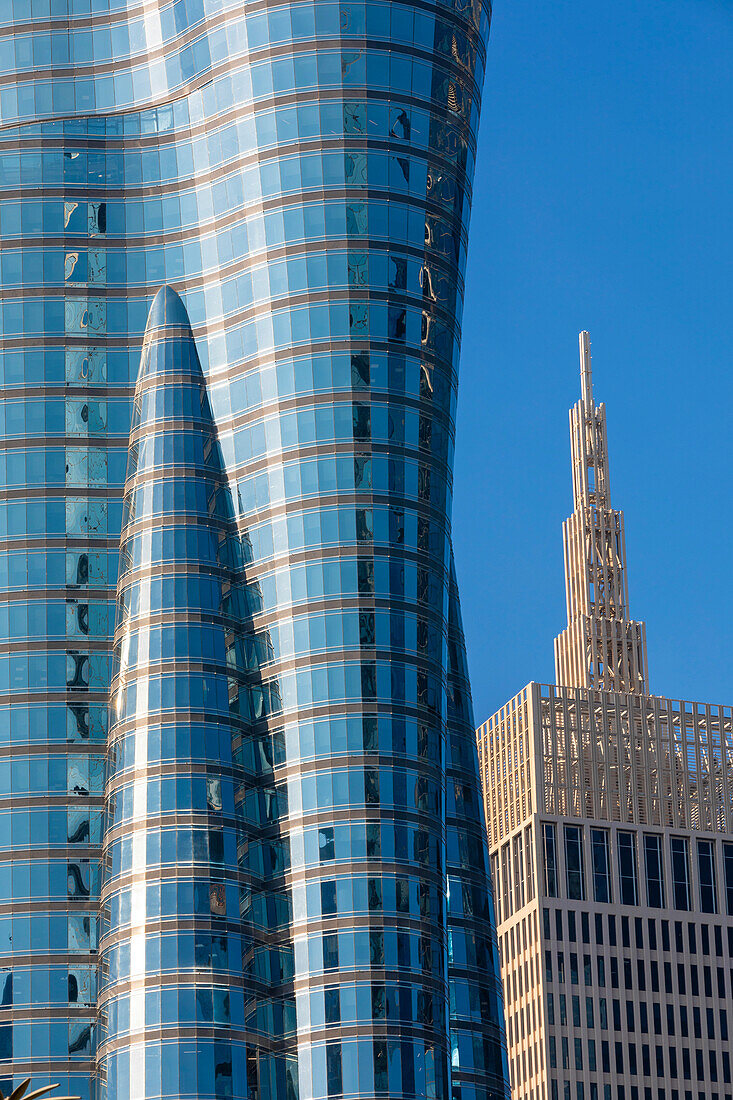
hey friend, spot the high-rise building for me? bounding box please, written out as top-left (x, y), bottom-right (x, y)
top-left (478, 333), bottom-right (733, 1100)
top-left (0, 5), bottom-right (509, 1100)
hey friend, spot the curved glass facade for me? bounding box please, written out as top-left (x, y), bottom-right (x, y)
top-left (0, 2), bottom-right (508, 1100)
top-left (97, 287), bottom-right (259, 1100)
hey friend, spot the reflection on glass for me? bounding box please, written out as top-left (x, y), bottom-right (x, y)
top-left (564, 825), bottom-right (585, 901)
top-left (617, 832), bottom-right (638, 906)
top-left (543, 822), bottom-right (558, 898)
top-left (643, 833), bottom-right (665, 908)
top-left (670, 836), bottom-right (691, 911)
top-left (591, 828), bottom-right (611, 903)
top-left (697, 839), bottom-right (718, 914)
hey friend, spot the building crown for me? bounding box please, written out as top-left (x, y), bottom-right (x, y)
top-left (554, 332), bottom-right (649, 694)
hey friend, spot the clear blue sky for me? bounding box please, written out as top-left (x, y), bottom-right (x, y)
top-left (455, 0), bottom-right (733, 722)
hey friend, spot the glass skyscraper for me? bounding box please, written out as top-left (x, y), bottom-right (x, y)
top-left (0, 3), bottom-right (508, 1100)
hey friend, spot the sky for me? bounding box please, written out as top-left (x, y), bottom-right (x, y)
top-left (454, 0), bottom-right (733, 722)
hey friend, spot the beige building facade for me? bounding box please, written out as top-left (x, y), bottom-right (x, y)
top-left (477, 335), bottom-right (733, 1100)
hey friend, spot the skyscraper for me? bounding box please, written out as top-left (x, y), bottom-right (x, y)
top-left (0, 4), bottom-right (508, 1100)
top-left (478, 334), bottom-right (733, 1100)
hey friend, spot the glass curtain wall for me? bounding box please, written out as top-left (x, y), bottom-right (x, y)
top-left (96, 286), bottom-right (291, 1100)
top-left (0, 2), bottom-right (508, 1099)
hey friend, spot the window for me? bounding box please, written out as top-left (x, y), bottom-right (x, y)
top-left (323, 934), bottom-right (339, 970)
top-left (697, 839), bottom-right (718, 914)
top-left (571, 955), bottom-right (579, 985)
top-left (491, 852), bottom-right (501, 922)
top-left (501, 842), bottom-right (511, 917)
top-left (564, 825), bottom-right (585, 901)
top-left (324, 988), bottom-right (340, 1024)
top-left (617, 831), bottom-right (638, 905)
top-left (543, 822), bottom-right (558, 897)
top-left (644, 834), bottom-right (665, 908)
top-left (525, 824), bottom-right (535, 901)
top-left (595, 913), bottom-right (604, 944)
top-left (513, 832), bottom-right (525, 911)
top-left (670, 837), bottom-right (691, 911)
top-left (373, 1041), bottom-right (388, 1091)
top-left (591, 828), bottom-right (611, 903)
top-left (723, 842), bottom-right (733, 915)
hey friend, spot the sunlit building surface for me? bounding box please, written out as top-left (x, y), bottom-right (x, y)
top-left (478, 334), bottom-right (733, 1100)
top-left (0, 3), bottom-right (508, 1100)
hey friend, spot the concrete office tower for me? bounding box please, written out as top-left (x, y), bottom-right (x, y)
top-left (478, 335), bottom-right (733, 1100)
top-left (0, 4), bottom-right (509, 1100)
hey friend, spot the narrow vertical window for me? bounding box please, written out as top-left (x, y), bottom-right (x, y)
top-left (616, 831), bottom-right (638, 905)
top-left (543, 822), bottom-right (558, 897)
top-left (525, 824), bottom-right (535, 902)
top-left (643, 834), bottom-right (665, 908)
top-left (491, 852), bottom-right (502, 923)
top-left (697, 839), bottom-right (718, 914)
top-left (327, 1042), bottom-right (343, 1096)
top-left (501, 842), bottom-right (511, 917)
top-left (723, 842), bottom-right (733, 915)
top-left (670, 836), bottom-right (691, 911)
top-left (591, 828), bottom-right (611, 903)
top-left (564, 825), bottom-right (585, 901)
top-left (513, 832), bottom-right (525, 911)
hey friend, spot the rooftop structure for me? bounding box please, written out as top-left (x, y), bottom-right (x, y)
top-left (554, 332), bottom-right (648, 696)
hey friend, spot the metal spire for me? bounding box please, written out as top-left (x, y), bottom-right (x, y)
top-left (554, 332), bottom-right (649, 694)
top-left (579, 329), bottom-right (593, 410)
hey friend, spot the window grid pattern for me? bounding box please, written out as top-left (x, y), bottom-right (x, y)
top-left (478, 682), bottom-right (733, 1100)
top-left (477, 687), bottom-right (533, 847)
top-left (97, 288), bottom-right (268, 1100)
top-left (0, 2), bottom-right (509, 1100)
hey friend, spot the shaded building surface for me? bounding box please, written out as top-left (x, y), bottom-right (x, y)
top-left (478, 335), bottom-right (733, 1100)
top-left (0, 4), bottom-right (508, 1100)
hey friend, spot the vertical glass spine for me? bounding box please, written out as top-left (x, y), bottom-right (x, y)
top-left (97, 287), bottom-right (251, 1100)
top-left (446, 550), bottom-right (509, 1098)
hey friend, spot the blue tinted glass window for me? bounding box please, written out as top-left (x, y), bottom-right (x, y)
top-left (697, 839), bottom-right (718, 914)
top-left (670, 836), bottom-right (691, 911)
top-left (564, 826), bottom-right (585, 902)
top-left (591, 829), bottom-right (611, 903)
top-left (543, 823), bottom-right (557, 898)
top-left (617, 832), bottom-right (638, 906)
top-left (643, 834), bottom-right (665, 908)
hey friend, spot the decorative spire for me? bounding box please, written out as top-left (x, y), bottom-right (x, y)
top-left (554, 332), bottom-right (648, 694)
